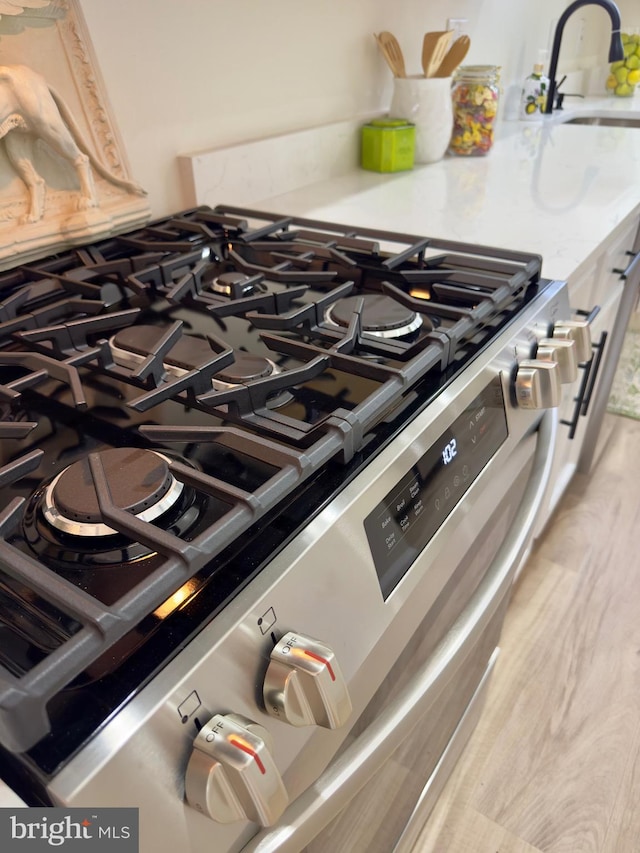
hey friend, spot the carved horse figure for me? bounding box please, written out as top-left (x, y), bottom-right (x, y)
top-left (0, 64), bottom-right (145, 223)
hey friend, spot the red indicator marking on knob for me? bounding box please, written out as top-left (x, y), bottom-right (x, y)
top-left (228, 735), bottom-right (266, 774)
top-left (303, 650), bottom-right (336, 681)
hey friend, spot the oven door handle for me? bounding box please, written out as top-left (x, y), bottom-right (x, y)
top-left (242, 411), bottom-right (557, 853)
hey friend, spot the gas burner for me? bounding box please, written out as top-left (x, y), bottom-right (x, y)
top-left (216, 352), bottom-right (278, 384)
top-left (326, 294), bottom-right (423, 339)
top-left (22, 447), bottom-right (207, 584)
top-left (214, 352), bottom-right (292, 410)
top-left (109, 325), bottom-right (281, 393)
top-left (110, 325), bottom-right (210, 375)
top-left (42, 448), bottom-right (183, 538)
top-left (209, 271), bottom-right (256, 297)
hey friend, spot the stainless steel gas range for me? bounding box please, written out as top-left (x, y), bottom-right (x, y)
top-left (0, 206), bottom-right (597, 852)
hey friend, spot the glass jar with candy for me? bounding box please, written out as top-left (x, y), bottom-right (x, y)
top-left (449, 66), bottom-right (501, 156)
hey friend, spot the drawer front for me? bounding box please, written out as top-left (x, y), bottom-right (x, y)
top-left (594, 218), bottom-right (639, 309)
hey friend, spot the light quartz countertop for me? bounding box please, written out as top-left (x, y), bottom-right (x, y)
top-left (256, 96), bottom-right (640, 284)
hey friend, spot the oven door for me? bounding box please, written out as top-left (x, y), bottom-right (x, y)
top-left (241, 411), bottom-right (556, 853)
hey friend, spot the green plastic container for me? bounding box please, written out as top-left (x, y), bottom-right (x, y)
top-left (361, 118), bottom-right (415, 173)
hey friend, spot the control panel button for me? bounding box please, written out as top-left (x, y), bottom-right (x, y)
top-left (552, 319), bottom-right (592, 363)
top-left (515, 359), bottom-right (561, 409)
top-left (185, 713), bottom-right (288, 826)
top-left (536, 338), bottom-right (578, 383)
top-left (264, 632), bottom-right (352, 729)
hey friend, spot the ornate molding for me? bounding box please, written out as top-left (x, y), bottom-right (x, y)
top-left (56, 0), bottom-right (124, 175)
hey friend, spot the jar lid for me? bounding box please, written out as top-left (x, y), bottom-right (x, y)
top-left (454, 64), bottom-right (502, 82)
top-left (368, 118), bottom-right (414, 128)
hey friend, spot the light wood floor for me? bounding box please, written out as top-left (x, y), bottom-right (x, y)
top-left (412, 412), bottom-right (640, 853)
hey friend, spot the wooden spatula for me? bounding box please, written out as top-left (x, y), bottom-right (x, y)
top-left (422, 30), bottom-right (454, 78)
top-left (376, 31), bottom-right (407, 78)
top-left (433, 34), bottom-right (471, 78)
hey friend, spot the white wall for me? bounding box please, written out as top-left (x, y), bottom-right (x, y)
top-left (78, 0), bottom-right (618, 217)
top-left (618, 0), bottom-right (640, 27)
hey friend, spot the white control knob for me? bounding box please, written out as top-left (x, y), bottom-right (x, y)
top-left (552, 319), bottom-right (592, 363)
top-left (185, 713), bottom-right (288, 826)
top-left (263, 632), bottom-right (352, 729)
top-left (536, 338), bottom-right (578, 383)
top-left (515, 359), bottom-right (561, 409)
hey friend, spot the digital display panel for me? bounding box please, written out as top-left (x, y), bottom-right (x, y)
top-left (364, 377), bottom-right (508, 599)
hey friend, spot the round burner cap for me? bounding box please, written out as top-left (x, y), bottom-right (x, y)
top-left (217, 353), bottom-right (275, 384)
top-left (327, 294), bottom-right (423, 338)
top-left (43, 448), bottom-right (184, 537)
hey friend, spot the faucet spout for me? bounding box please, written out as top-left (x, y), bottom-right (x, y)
top-left (544, 0), bottom-right (624, 114)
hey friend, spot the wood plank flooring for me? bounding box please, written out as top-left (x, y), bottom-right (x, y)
top-left (412, 413), bottom-right (640, 853)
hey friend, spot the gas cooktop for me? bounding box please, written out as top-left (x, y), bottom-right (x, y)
top-left (0, 204), bottom-right (546, 780)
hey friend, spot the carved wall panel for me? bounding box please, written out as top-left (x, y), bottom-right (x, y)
top-left (0, 0), bottom-right (150, 267)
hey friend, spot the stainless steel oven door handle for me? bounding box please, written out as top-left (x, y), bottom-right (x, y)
top-left (242, 411), bottom-right (557, 853)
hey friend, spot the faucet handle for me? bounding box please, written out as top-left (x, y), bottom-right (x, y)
top-left (553, 77), bottom-right (586, 110)
top-left (554, 91), bottom-right (585, 110)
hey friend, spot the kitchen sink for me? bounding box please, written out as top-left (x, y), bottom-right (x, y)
top-left (562, 115), bottom-right (640, 128)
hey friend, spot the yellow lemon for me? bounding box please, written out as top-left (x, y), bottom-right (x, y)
top-left (628, 69), bottom-right (640, 86)
top-left (606, 73), bottom-right (618, 90)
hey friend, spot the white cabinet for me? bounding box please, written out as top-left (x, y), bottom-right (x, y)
top-left (577, 215), bottom-right (640, 473)
top-left (540, 213), bottom-right (640, 529)
top-left (567, 216), bottom-right (638, 317)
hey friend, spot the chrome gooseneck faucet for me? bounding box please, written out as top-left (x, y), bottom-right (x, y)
top-left (544, 0), bottom-right (624, 113)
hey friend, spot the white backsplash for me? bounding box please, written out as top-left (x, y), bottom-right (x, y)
top-left (179, 116), bottom-right (376, 208)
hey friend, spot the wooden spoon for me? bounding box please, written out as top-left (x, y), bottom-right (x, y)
top-left (422, 30), bottom-right (454, 78)
top-left (433, 34), bottom-right (471, 78)
top-left (374, 33), bottom-right (398, 77)
top-left (375, 31), bottom-right (407, 78)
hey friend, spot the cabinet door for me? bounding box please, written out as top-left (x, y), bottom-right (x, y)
top-left (540, 299), bottom-right (613, 524)
top-left (595, 218), bottom-right (640, 312)
top-left (544, 217), bottom-right (640, 511)
top-left (578, 218), bottom-right (640, 473)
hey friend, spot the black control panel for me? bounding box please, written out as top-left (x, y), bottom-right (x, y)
top-left (364, 377), bottom-right (508, 599)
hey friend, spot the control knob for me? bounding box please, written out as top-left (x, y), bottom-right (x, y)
top-left (552, 319), bottom-right (592, 363)
top-left (514, 359), bottom-right (561, 409)
top-left (536, 337), bottom-right (578, 383)
top-left (185, 713), bottom-right (288, 826)
top-left (263, 631), bottom-right (352, 729)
